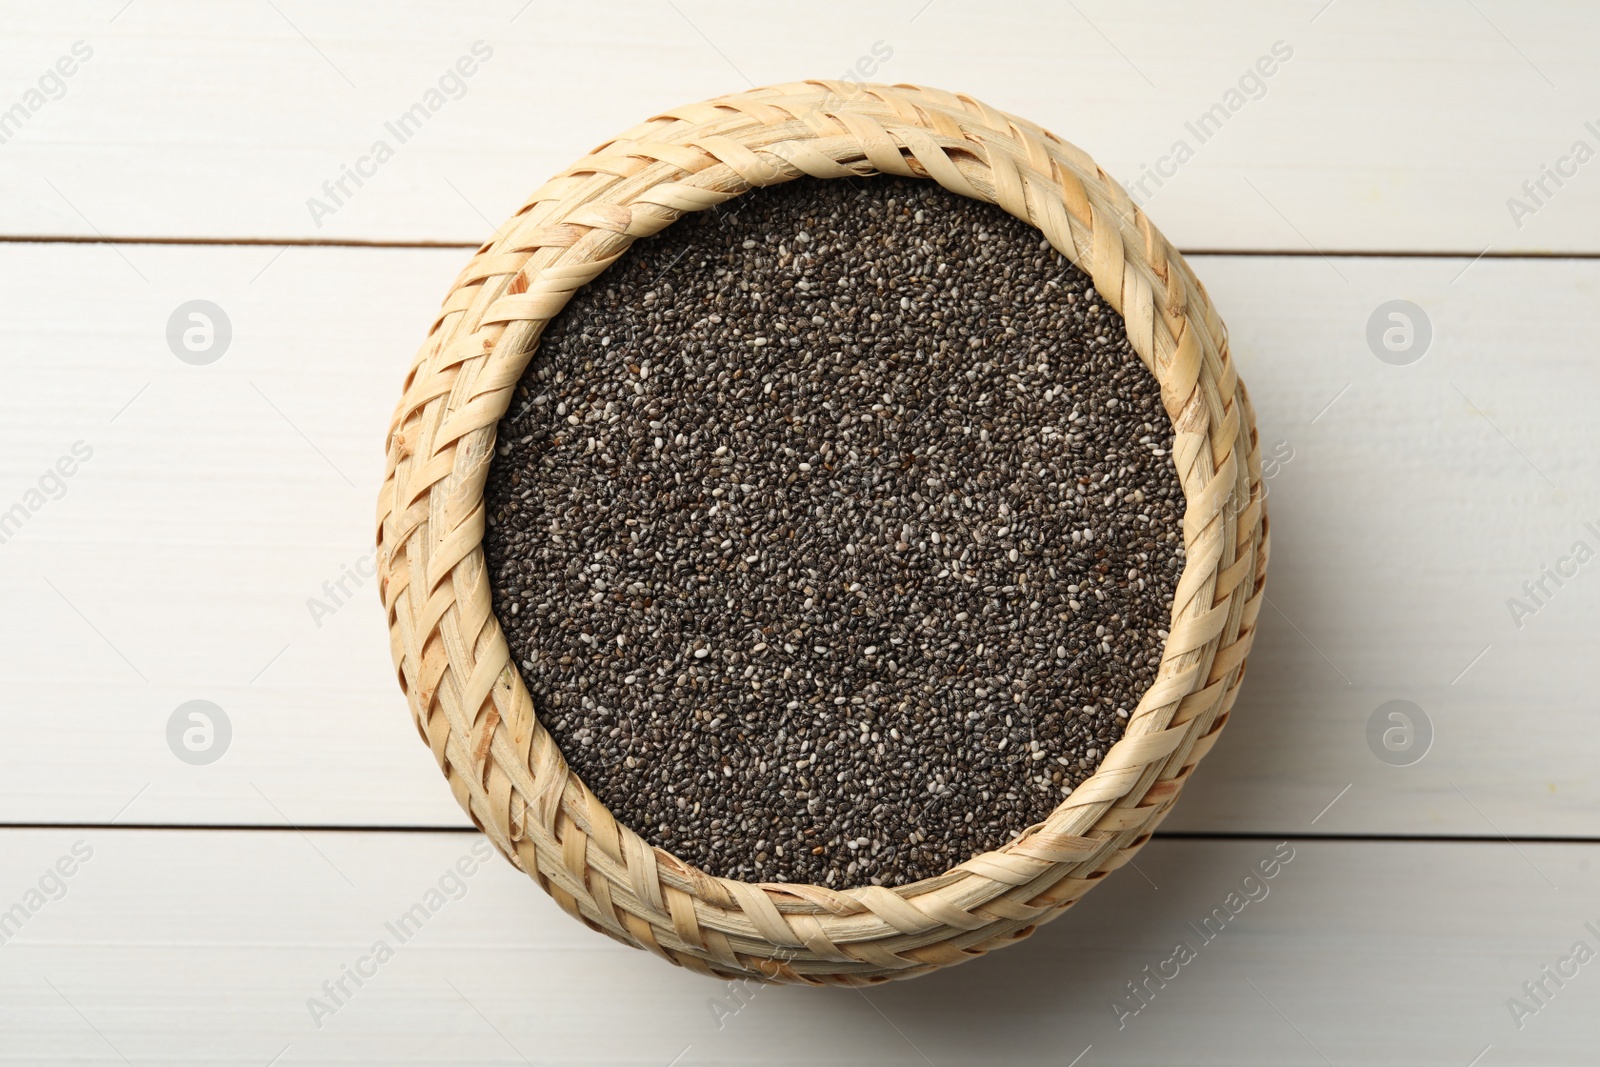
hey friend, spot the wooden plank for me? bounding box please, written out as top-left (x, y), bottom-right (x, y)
top-left (0, 243), bottom-right (468, 829)
top-left (4, 1), bottom-right (1600, 250)
top-left (1, 830), bottom-right (1595, 1064)
top-left (2, 244), bottom-right (1596, 835)
top-left (1164, 253), bottom-right (1600, 838)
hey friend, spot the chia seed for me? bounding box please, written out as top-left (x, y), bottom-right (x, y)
top-left (484, 176), bottom-right (1184, 888)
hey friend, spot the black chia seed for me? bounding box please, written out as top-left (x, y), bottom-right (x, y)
top-left (484, 175), bottom-right (1184, 888)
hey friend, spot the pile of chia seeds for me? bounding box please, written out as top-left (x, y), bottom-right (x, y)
top-left (485, 175), bottom-right (1184, 888)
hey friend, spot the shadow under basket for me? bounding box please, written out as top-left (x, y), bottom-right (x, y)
top-left (376, 81), bottom-right (1269, 985)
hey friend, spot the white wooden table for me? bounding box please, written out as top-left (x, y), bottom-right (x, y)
top-left (3, 2), bottom-right (1597, 1063)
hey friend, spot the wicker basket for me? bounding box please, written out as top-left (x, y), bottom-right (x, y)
top-left (376, 81), bottom-right (1268, 985)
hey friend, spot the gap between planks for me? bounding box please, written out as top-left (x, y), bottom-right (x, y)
top-left (2, 232), bottom-right (1600, 261)
top-left (2, 824), bottom-right (1595, 845)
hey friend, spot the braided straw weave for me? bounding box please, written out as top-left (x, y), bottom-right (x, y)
top-left (377, 81), bottom-right (1268, 985)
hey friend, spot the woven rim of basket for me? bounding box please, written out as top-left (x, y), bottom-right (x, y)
top-left (377, 80), bottom-right (1268, 985)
